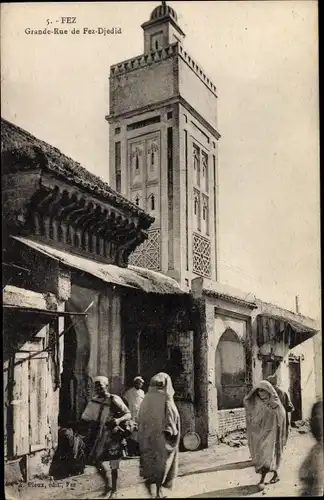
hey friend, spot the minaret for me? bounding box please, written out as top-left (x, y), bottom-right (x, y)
top-left (106, 2), bottom-right (220, 290)
top-left (141, 0), bottom-right (185, 53)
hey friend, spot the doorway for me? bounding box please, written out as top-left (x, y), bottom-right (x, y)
top-left (139, 328), bottom-right (168, 392)
top-left (59, 305), bottom-right (91, 426)
top-left (289, 359), bottom-right (302, 423)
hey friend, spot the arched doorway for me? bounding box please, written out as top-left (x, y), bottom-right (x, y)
top-left (215, 328), bottom-right (246, 409)
top-left (59, 300), bottom-right (91, 426)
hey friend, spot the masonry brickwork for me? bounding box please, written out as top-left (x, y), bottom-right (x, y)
top-left (217, 409), bottom-right (247, 438)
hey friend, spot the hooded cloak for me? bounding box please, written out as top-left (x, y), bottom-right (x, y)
top-left (244, 380), bottom-right (287, 473)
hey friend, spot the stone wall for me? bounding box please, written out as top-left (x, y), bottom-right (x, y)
top-left (217, 409), bottom-right (246, 438)
top-left (110, 51), bottom-right (177, 116)
top-left (178, 48), bottom-right (218, 131)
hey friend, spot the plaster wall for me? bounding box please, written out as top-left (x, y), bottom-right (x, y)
top-left (204, 295), bottom-right (252, 442)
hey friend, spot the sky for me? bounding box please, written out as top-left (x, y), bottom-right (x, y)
top-left (1, 1), bottom-right (320, 320)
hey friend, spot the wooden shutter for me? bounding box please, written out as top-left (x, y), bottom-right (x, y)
top-left (12, 352), bottom-right (29, 457)
top-left (29, 352), bottom-right (48, 452)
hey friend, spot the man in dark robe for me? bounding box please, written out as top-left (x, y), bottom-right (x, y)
top-left (267, 374), bottom-right (294, 440)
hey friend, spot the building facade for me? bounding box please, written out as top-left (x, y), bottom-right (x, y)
top-left (2, 118), bottom-right (188, 480)
top-left (191, 278), bottom-right (319, 445)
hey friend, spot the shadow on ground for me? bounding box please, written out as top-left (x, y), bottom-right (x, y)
top-left (181, 460), bottom-right (253, 478)
top-left (189, 484), bottom-right (261, 498)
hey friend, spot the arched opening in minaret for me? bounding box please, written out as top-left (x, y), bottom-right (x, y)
top-left (194, 196), bottom-right (198, 215)
top-left (150, 194), bottom-right (155, 211)
top-left (215, 328), bottom-right (246, 410)
top-left (135, 152), bottom-right (139, 170)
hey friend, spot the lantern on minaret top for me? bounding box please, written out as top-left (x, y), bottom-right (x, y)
top-left (141, 0), bottom-right (186, 54)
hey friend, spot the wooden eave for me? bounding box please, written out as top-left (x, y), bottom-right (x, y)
top-left (3, 169), bottom-right (151, 265)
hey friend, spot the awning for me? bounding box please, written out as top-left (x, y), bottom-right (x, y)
top-left (3, 285), bottom-right (88, 335)
top-left (11, 236), bottom-right (183, 295)
top-left (257, 313), bottom-right (318, 349)
top-left (3, 305), bottom-right (87, 317)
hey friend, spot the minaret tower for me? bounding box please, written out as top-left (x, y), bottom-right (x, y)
top-left (106, 1), bottom-right (220, 290)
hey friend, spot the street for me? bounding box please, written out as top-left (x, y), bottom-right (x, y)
top-left (114, 431), bottom-right (313, 498)
top-left (6, 429), bottom-right (314, 499)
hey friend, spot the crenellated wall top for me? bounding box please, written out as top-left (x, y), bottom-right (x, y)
top-left (110, 42), bottom-right (218, 96)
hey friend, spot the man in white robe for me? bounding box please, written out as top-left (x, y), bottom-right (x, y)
top-left (124, 376), bottom-right (145, 456)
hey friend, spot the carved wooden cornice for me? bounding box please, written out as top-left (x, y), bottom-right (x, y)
top-left (5, 178), bottom-right (149, 267)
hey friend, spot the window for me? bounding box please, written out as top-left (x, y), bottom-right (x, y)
top-left (194, 196), bottom-right (198, 215)
top-left (193, 189), bottom-right (201, 231)
top-left (127, 116), bottom-right (160, 131)
top-left (202, 195), bottom-right (209, 235)
top-left (202, 152), bottom-right (208, 193)
top-left (116, 173), bottom-right (121, 193)
top-left (150, 32), bottom-right (163, 52)
top-left (203, 203), bottom-right (207, 221)
top-left (193, 144), bottom-right (200, 187)
top-left (167, 111), bottom-right (173, 120)
top-left (115, 141), bottom-right (121, 193)
top-left (130, 143), bottom-right (143, 185)
top-left (135, 195), bottom-right (140, 206)
top-left (193, 145), bottom-right (209, 235)
top-left (148, 140), bottom-right (159, 174)
top-left (147, 193), bottom-right (156, 212)
top-left (115, 127), bottom-right (121, 135)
